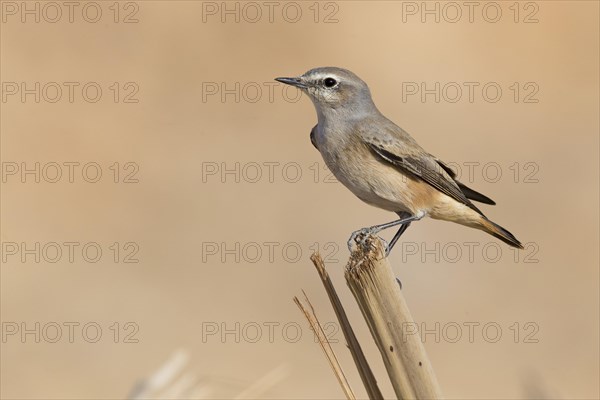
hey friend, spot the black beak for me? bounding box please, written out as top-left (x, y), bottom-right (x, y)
top-left (275, 76), bottom-right (307, 89)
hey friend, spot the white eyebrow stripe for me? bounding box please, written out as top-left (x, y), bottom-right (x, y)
top-left (311, 72), bottom-right (340, 81)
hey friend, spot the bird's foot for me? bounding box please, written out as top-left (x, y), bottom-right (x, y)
top-left (347, 228), bottom-right (368, 251)
top-left (347, 227), bottom-right (388, 253)
top-left (347, 227), bottom-right (372, 251)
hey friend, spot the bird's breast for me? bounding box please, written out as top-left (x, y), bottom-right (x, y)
top-left (315, 127), bottom-right (428, 214)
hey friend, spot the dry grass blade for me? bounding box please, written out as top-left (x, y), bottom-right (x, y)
top-left (311, 252), bottom-right (383, 400)
top-left (294, 293), bottom-right (357, 400)
top-left (235, 364), bottom-right (290, 399)
top-left (128, 349), bottom-right (190, 399)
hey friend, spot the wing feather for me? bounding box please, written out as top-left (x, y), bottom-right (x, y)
top-left (310, 125), bottom-right (318, 149)
top-left (359, 122), bottom-right (483, 215)
top-left (434, 159), bottom-right (496, 205)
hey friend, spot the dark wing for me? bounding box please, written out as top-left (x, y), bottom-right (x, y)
top-left (310, 125), bottom-right (318, 150)
top-left (367, 141), bottom-right (484, 215)
top-left (434, 159), bottom-right (496, 205)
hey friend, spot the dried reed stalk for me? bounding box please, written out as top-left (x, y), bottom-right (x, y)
top-left (345, 235), bottom-right (443, 399)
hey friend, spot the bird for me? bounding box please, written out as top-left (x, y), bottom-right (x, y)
top-left (275, 67), bottom-right (523, 254)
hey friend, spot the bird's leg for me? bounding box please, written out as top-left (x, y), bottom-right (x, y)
top-left (386, 223), bottom-right (411, 256)
top-left (387, 212), bottom-right (413, 288)
top-left (348, 212), bottom-right (422, 251)
top-left (385, 211), bottom-right (413, 256)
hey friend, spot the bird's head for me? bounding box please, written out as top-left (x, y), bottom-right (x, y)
top-left (276, 67), bottom-right (376, 119)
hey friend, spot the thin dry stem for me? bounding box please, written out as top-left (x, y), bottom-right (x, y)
top-left (294, 293), bottom-right (356, 400)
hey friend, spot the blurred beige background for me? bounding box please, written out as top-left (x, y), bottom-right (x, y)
top-left (1, 1), bottom-right (598, 399)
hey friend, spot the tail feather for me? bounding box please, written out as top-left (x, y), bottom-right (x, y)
top-left (457, 182), bottom-right (496, 205)
top-left (481, 218), bottom-right (523, 249)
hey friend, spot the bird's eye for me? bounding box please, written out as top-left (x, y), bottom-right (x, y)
top-left (324, 77), bottom-right (337, 88)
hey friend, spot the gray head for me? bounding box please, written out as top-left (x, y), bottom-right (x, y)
top-left (275, 67), bottom-right (378, 120)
